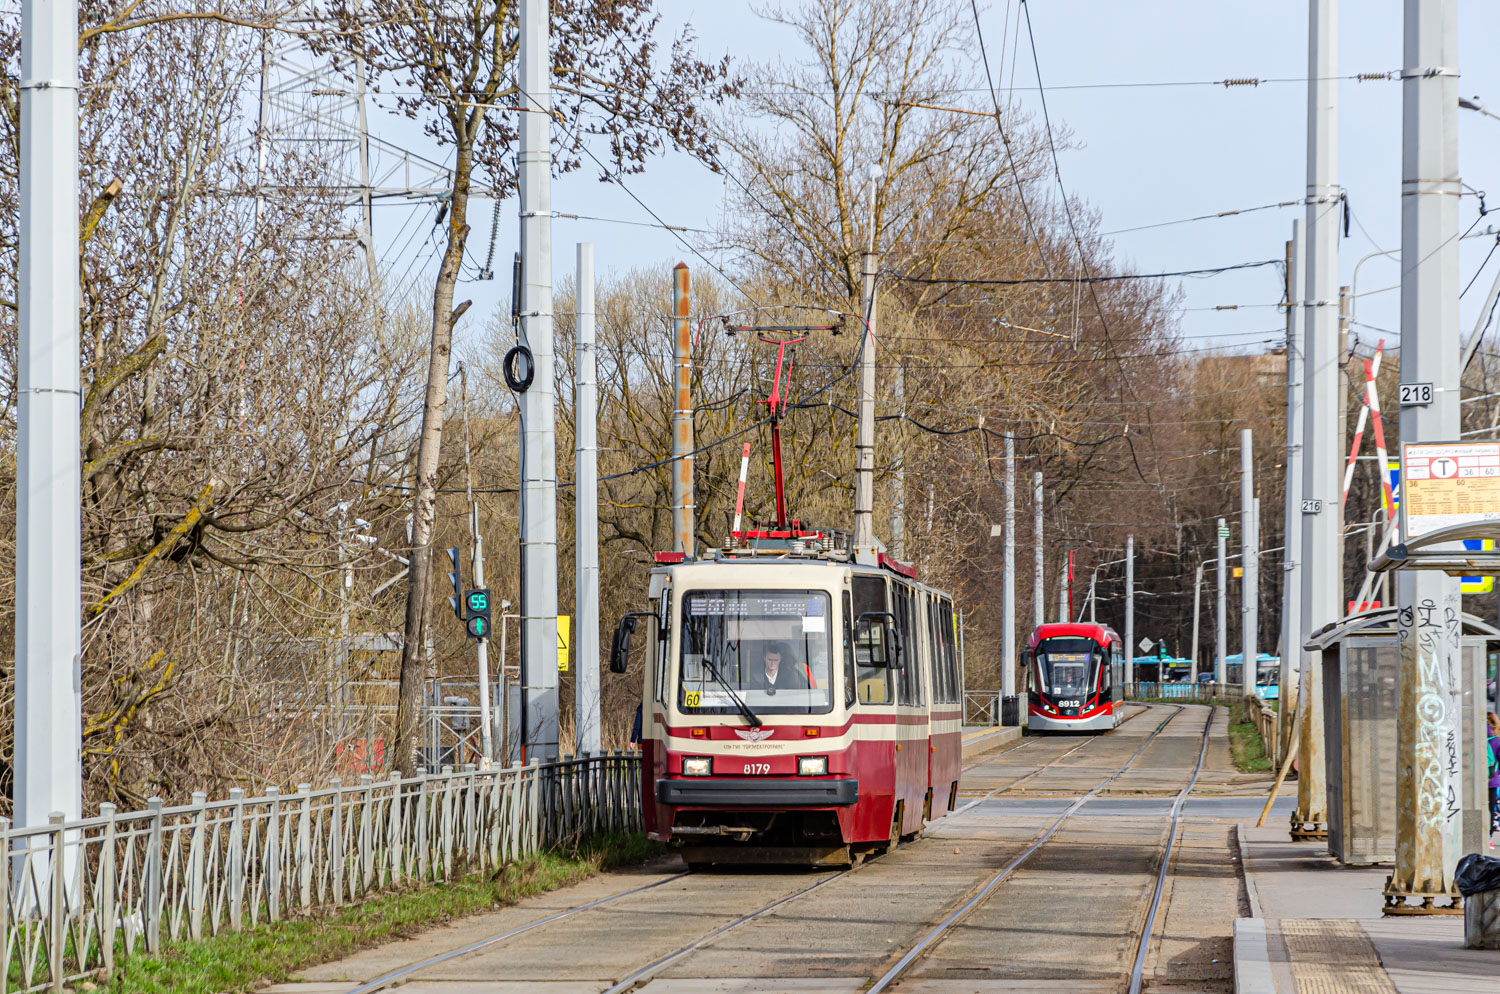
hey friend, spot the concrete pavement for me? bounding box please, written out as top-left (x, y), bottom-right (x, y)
top-left (1233, 824), bottom-right (1499, 994)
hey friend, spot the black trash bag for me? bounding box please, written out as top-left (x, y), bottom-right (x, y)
top-left (1455, 853), bottom-right (1500, 896)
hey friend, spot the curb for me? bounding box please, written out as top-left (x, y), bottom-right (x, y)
top-left (960, 725), bottom-right (1024, 762)
top-left (1233, 917), bottom-right (1276, 994)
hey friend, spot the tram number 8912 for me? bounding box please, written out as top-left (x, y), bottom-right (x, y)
top-left (1057, 699), bottom-right (1082, 708)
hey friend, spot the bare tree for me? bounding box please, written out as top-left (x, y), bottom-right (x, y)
top-left (314, 0), bottom-right (737, 772)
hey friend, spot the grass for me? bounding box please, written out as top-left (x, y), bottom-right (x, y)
top-left (103, 832), bottom-right (663, 994)
top-left (1123, 695), bottom-right (1274, 773)
top-left (1225, 699), bottom-right (1274, 773)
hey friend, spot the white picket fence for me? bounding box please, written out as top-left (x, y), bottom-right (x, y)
top-left (0, 753), bottom-right (641, 992)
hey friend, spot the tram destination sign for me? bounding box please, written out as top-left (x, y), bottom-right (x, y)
top-left (1399, 440), bottom-right (1500, 540)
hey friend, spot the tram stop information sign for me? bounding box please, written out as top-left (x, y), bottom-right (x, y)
top-left (1399, 440), bottom-right (1500, 540)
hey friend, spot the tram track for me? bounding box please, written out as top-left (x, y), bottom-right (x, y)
top-left (869, 702), bottom-right (1215, 994)
top-left (331, 703), bottom-right (1186, 994)
top-left (588, 704), bottom-right (1193, 994)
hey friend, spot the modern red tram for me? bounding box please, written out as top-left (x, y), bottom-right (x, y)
top-left (1025, 622), bottom-right (1125, 732)
top-left (608, 543), bottom-right (964, 866)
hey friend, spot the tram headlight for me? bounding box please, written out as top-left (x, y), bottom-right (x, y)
top-left (798, 755), bottom-right (828, 777)
top-left (682, 756), bottom-right (712, 776)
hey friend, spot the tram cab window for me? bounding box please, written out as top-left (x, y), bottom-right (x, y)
top-left (677, 590), bottom-right (834, 716)
top-left (1034, 637), bottom-right (1100, 699)
top-left (937, 598), bottom-right (959, 703)
top-left (852, 575), bottom-right (893, 704)
top-left (842, 592), bottom-right (857, 708)
top-left (654, 594), bottom-right (669, 705)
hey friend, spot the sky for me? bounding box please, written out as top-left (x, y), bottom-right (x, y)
top-left (355, 1), bottom-right (1500, 365)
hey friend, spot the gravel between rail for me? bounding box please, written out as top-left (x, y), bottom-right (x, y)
top-left (267, 703), bottom-right (1253, 994)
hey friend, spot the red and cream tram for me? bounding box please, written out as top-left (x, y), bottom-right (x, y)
top-left (609, 544), bottom-right (964, 866)
top-left (1025, 622), bottom-right (1125, 732)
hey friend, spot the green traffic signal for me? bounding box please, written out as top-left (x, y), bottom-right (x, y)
top-left (466, 615), bottom-right (488, 639)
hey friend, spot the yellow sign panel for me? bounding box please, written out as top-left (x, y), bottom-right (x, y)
top-left (1401, 441), bottom-right (1500, 539)
top-left (557, 615), bottom-right (571, 672)
top-left (1232, 566), bottom-right (1243, 578)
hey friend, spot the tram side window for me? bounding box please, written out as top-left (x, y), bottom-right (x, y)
top-left (938, 599), bottom-right (958, 704)
top-left (852, 576), bottom-right (893, 704)
top-left (893, 582), bottom-right (923, 706)
top-left (928, 595), bottom-right (952, 704)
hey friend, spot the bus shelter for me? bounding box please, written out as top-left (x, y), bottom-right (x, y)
top-left (1303, 608), bottom-right (1498, 866)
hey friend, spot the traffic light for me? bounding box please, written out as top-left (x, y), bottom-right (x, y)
top-left (446, 547), bottom-right (463, 619)
top-left (464, 588), bottom-right (492, 640)
top-left (1157, 642), bottom-right (1168, 661)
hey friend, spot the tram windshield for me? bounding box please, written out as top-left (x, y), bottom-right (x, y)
top-left (1035, 637), bottom-right (1100, 698)
top-left (678, 590), bottom-right (835, 716)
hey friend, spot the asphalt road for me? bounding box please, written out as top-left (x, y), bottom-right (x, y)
top-left (270, 703), bottom-right (1263, 994)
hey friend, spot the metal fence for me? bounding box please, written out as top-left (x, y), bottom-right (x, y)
top-left (1122, 682), bottom-right (1233, 703)
top-left (0, 753), bottom-right (640, 993)
top-left (962, 691), bottom-right (1001, 726)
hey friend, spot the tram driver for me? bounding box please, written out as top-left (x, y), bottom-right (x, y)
top-left (750, 641), bottom-right (810, 693)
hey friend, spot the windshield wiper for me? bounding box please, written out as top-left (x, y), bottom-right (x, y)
top-left (700, 654), bottom-right (763, 727)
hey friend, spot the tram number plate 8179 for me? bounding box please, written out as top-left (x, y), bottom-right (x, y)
top-left (743, 763), bottom-right (771, 775)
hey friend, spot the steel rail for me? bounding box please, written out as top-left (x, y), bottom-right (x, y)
top-left (344, 704), bottom-right (1155, 994)
top-left (341, 871), bottom-right (690, 994)
top-left (595, 711), bottom-right (1147, 993)
top-left (866, 704), bottom-right (1202, 992)
top-left (1128, 703), bottom-right (1215, 994)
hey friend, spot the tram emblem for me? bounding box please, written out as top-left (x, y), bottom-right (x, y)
top-left (734, 728), bottom-right (774, 742)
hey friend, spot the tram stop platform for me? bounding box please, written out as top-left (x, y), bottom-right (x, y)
top-left (960, 724), bottom-right (1022, 763)
top-left (1232, 823), bottom-right (1499, 993)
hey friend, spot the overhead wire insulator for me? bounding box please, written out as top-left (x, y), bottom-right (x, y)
top-left (1221, 77), bottom-right (1260, 88)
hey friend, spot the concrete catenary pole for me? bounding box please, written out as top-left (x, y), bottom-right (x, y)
top-left (671, 264), bottom-right (694, 557)
top-left (16, 0), bottom-right (84, 840)
top-left (1032, 471), bottom-right (1044, 630)
top-left (1294, 0), bottom-right (1338, 839)
top-left (1191, 560), bottom-right (1205, 684)
top-left (518, 0), bottom-right (559, 762)
top-left (1002, 436), bottom-right (1016, 709)
top-left (1125, 534), bottom-right (1135, 688)
top-left (575, 244), bottom-right (601, 756)
top-left (1240, 429), bottom-right (1258, 699)
top-left (1280, 220), bottom-right (1306, 748)
top-left (1391, 0), bottom-right (1463, 906)
top-left (1216, 518), bottom-right (1228, 685)
top-left (854, 167), bottom-right (880, 564)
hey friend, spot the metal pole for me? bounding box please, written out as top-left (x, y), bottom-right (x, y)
top-left (1241, 429), bottom-right (1258, 699)
top-left (1032, 471), bottom-right (1044, 630)
top-left (1280, 220), bottom-right (1306, 748)
top-left (16, 0), bottom-right (84, 845)
top-left (854, 168), bottom-right (880, 564)
top-left (855, 249), bottom-right (878, 563)
top-left (1125, 534), bottom-right (1135, 687)
top-left (518, 0), bottom-right (559, 762)
top-left (1216, 518), bottom-right (1228, 685)
top-left (1294, 0), bottom-right (1338, 840)
top-left (1088, 569), bottom-right (1097, 623)
top-left (892, 366), bottom-right (905, 559)
top-left (471, 508), bottom-right (493, 767)
top-left (1057, 564), bottom-right (1067, 624)
top-left (459, 366), bottom-right (493, 768)
top-left (1191, 561), bottom-right (1205, 685)
top-left (671, 263), bottom-right (694, 557)
top-left (1391, 0), bottom-right (1463, 907)
top-left (1001, 436), bottom-right (1016, 708)
top-left (575, 243), bottom-right (601, 756)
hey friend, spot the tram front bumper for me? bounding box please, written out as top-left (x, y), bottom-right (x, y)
top-left (656, 777), bottom-right (858, 807)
